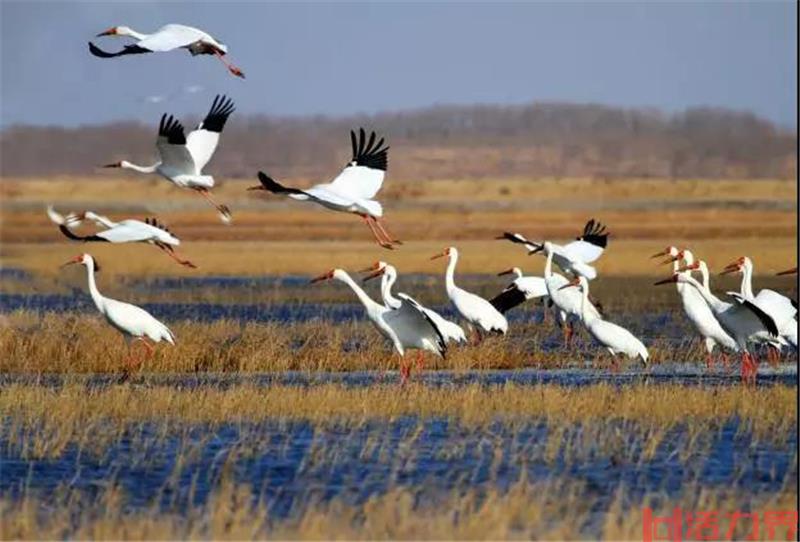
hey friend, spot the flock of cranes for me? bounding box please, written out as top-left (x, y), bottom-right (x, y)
top-left (43, 23), bottom-right (797, 382)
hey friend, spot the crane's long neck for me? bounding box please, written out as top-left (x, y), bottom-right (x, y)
top-left (122, 160), bottom-right (160, 174)
top-left (381, 268), bottom-right (401, 309)
top-left (445, 252), bottom-right (458, 296)
top-left (336, 273), bottom-right (382, 313)
top-left (120, 27), bottom-right (149, 41)
top-left (580, 282), bottom-right (597, 324)
top-left (544, 250), bottom-right (553, 279)
top-left (84, 262), bottom-right (105, 311)
top-left (683, 275), bottom-right (726, 314)
top-left (741, 262), bottom-right (755, 299)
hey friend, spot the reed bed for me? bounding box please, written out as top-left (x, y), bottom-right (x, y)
top-left (2, 469), bottom-right (795, 540)
top-left (0, 308), bottom-right (747, 374)
top-left (2, 382), bottom-right (795, 436)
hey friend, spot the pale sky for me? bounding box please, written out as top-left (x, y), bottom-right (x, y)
top-left (1, 1), bottom-right (796, 128)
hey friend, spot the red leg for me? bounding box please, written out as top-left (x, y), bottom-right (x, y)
top-left (213, 49), bottom-right (245, 78)
top-left (416, 351), bottom-right (424, 371)
top-left (195, 188), bottom-right (232, 222)
top-left (361, 215), bottom-right (393, 249)
top-left (705, 352), bottom-right (714, 370)
top-left (566, 322), bottom-right (575, 346)
top-left (156, 242), bottom-right (197, 268)
top-left (374, 217), bottom-right (402, 245)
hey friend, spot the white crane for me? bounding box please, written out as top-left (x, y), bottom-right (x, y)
top-left (310, 268), bottom-right (445, 383)
top-left (721, 256), bottom-right (797, 351)
top-left (560, 275), bottom-right (649, 367)
top-left (47, 206), bottom-right (196, 268)
top-left (489, 267), bottom-right (549, 314)
top-left (430, 247), bottom-right (508, 342)
top-left (653, 246), bottom-right (737, 367)
top-left (498, 219), bottom-right (609, 280)
top-left (89, 24), bottom-right (245, 78)
top-left (104, 94), bottom-right (235, 224)
top-left (361, 261), bottom-right (466, 347)
top-left (248, 128), bottom-right (400, 249)
top-left (655, 265), bottom-right (780, 384)
top-left (541, 241), bottom-right (602, 345)
top-left (62, 253), bottom-right (175, 373)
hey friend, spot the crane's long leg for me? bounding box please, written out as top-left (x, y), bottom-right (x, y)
top-left (399, 356), bottom-right (410, 386)
top-left (416, 351), bottom-right (424, 372)
top-left (374, 217), bottom-right (403, 246)
top-left (213, 49), bottom-right (245, 78)
top-left (155, 242), bottom-right (197, 268)
top-left (194, 187), bottom-right (232, 223)
top-left (361, 215), bottom-right (393, 249)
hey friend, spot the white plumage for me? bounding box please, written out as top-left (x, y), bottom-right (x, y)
top-left (489, 267), bottom-right (549, 315)
top-left (363, 261), bottom-right (466, 345)
top-left (654, 247), bottom-right (738, 362)
top-left (431, 247), bottom-right (508, 340)
top-left (723, 256), bottom-right (797, 349)
top-left (499, 219), bottom-right (609, 280)
top-left (47, 206), bottom-right (195, 268)
top-left (104, 95), bottom-right (235, 224)
top-left (562, 276), bottom-right (649, 365)
top-left (249, 128), bottom-right (400, 249)
top-left (542, 241), bottom-right (601, 344)
top-left (62, 253), bottom-right (174, 371)
top-left (89, 24), bottom-right (245, 78)
top-left (655, 264), bottom-right (781, 382)
top-left (310, 268), bottom-right (444, 383)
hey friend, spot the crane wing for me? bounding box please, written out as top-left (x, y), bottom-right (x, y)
top-left (561, 220), bottom-right (609, 263)
top-left (88, 43), bottom-right (152, 58)
top-left (498, 232), bottom-right (541, 253)
top-left (186, 95), bottom-right (235, 173)
top-left (137, 24), bottom-right (209, 52)
top-left (156, 114), bottom-right (196, 175)
top-left (328, 128), bottom-right (388, 200)
top-left (392, 293), bottom-right (447, 357)
top-left (727, 292), bottom-right (780, 337)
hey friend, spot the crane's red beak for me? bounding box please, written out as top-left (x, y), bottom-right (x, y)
top-left (309, 270), bottom-right (335, 284)
top-left (651, 247), bottom-right (673, 259)
top-left (60, 255), bottom-right (83, 268)
top-left (362, 267), bottom-right (385, 283)
top-left (676, 262), bottom-right (699, 273)
top-left (358, 261), bottom-right (382, 273)
top-left (497, 268), bottom-right (515, 277)
top-left (654, 275), bottom-right (678, 286)
top-left (776, 267), bottom-right (797, 276)
top-left (430, 249), bottom-right (449, 260)
top-left (720, 262), bottom-right (740, 276)
top-left (557, 277), bottom-right (581, 291)
top-left (96, 27), bottom-right (117, 37)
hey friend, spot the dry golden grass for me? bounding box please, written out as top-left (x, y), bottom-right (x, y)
top-left (2, 382), bottom-right (794, 433)
top-left (2, 474), bottom-right (795, 540)
top-left (0, 309), bottom-right (755, 374)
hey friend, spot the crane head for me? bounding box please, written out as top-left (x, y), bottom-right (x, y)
top-left (676, 262), bottom-right (700, 273)
top-left (362, 266), bottom-right (386, 284)
top-left (96, 26), bottom-right (120, 37)
top-left (358, 261), bottom-right (386, 273)
top-left (720, 257), bottom-right (746, 276)
top-left (497, 268), bottom-right (521, 278)
top-left (651, 246), bottom-right (678, 260)
top-left (430, 247), bottom-right (452, 260)
top-left (557, 276), bottom-right (582, 291)
top-left (309, 269), bottom-right (335, 284)
top-left (60, 254), bottom-right (101, 272)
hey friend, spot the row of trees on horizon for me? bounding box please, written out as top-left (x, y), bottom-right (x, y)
top-left (1, 103), bottom-right (795, 180)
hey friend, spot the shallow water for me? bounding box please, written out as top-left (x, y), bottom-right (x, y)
top-left (1, 416), bottom-right (796, 533)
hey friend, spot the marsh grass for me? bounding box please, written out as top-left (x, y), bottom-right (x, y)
top-left (2, 383), bottom-right (795, 458)
top-left (2, 471), bottom-right (796, 540)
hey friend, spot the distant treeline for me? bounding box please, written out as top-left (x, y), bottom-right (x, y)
top-left (1, 103), bottom-right (795, 180)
